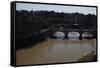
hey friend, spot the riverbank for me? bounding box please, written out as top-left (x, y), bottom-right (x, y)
top-left (78, 51), bottom-right (97, 62)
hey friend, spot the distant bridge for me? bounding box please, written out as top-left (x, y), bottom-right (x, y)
top-left (17, 24), bottom-right (97, 40)
top-left (51, 24), bottom-right (97, 39)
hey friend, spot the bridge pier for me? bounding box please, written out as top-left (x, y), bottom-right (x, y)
top-left (79, 32), bottom-right (82, 40)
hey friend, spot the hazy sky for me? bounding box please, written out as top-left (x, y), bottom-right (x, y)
top-left (16, 3), bottom-right (96, 15)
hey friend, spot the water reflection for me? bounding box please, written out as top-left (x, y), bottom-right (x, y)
top-left (16, 38), bottom-right (96, 65)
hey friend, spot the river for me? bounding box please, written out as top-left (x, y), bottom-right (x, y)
top-left (16, 38), bottom-right (96, 65)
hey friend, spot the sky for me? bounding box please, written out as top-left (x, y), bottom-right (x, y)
top-left (16, 3), bottom-right (96, 15)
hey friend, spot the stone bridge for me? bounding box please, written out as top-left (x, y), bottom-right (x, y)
top-left (51, 24), bottom-right (97, 39)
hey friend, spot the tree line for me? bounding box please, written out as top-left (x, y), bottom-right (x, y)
top-left (16, 10), bottom-right (97, 38)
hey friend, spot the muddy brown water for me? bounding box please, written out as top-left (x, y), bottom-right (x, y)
top-left (16, 38), bottom-right (96, 65)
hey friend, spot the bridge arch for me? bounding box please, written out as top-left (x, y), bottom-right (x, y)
top-left (68, 31), bottom-right (80, 40)
top-left (51, 23), bottom-right (95, 40)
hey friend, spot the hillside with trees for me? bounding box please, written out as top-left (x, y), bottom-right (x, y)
top-left (16, 10), bottom-right (97, 38)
